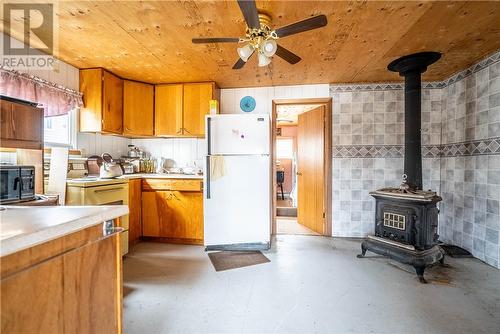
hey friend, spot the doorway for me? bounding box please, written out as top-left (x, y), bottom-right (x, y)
top-left (271, 98), bottom-right (332, 237)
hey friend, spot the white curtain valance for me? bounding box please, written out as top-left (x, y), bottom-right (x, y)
top-left (0, 67), bottom-right (83, 117)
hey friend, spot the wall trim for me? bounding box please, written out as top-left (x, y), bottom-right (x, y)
top-left (333, 137), bottom-right (500, 158)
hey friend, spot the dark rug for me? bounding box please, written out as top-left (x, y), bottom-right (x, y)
top-left (208, 251), bottom-right (270, 271)
top-left (439, 244), bottom-right (473, 258)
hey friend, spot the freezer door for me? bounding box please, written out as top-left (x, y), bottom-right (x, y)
top-left (207, 114), bottom-right (270, 155)
top-left (204, 155), bottom-right (270, 246)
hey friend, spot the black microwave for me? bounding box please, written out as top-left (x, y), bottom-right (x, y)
top-left (0, 165), bottom-right (36, 204)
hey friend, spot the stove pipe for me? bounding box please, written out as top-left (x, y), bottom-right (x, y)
top-left (387, 52), bottom-right (441, 190)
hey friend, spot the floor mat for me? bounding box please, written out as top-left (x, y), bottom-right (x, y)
top-left (208, 251), bottom-right (270, 271)
top-left (440, 244), bottom-right (473, 258)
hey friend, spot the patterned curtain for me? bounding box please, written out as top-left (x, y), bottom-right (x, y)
top-left (0, 68), bottom-right (83, 117)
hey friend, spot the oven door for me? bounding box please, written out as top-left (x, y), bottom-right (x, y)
top-left (80, 183), bottom-right (129, 255)
top-left (0, 168), bottom-right (21, 203)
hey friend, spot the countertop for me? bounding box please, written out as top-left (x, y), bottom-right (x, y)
top-left (0, 205), bottom-right (129, 257)
top-left (67, 173), bottom-right (203, 187)
top-left (121, 173), bottom-right (204, 180)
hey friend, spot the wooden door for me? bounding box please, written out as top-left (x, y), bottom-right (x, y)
top-left (0, 99), bottom-right (44, 149)
top-left (102, 70), bottom-right (123, 134)
top-left (155, 84), bottom-right (183, 136)
top-left (182, 83), bottom-right (214, 137)
top-left (128, 179), bottom-right (142, 245)
top-left (123, 80), bottom-right (154, 136)
top-left (297, 106), bottom-right (325, 234)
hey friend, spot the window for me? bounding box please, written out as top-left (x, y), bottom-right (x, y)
top-left (44, 111), bottom-right (74, 147)
top-left (276, 138), bottom-right (294, 159)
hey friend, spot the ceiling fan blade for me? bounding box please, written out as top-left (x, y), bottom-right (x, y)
top-left (232, 51), bottom-right (254, 69)
top-left (237, 0), bottom-right (260, 30)
top-left (192, 37), bottom-right (240, 44)
top-left (275, 45), bottom-right (301, 64)
top-left (232, 58), bottom-right (246, 70)
top-left (275, 14), bottom-right (328, 38)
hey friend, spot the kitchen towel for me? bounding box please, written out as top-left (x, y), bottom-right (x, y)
top-left (210, 155), bottom-right (226, 181)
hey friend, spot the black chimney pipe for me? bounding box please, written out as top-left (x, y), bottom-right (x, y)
top-left (388, 52), bottom-right (441, 190)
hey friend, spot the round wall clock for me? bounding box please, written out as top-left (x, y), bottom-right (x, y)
top-left (240, 96), bottom-right (256, 112)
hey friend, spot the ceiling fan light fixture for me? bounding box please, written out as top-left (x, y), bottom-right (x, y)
top-left (258, 52), bottom-right (271, 67)
top-left (262, 39), bottom-right (277, 57)
top-left (237, 43), bottom-right (254, 62)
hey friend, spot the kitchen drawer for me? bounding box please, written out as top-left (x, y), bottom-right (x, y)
top-left (142, 179), bottom-right (202, 192)
top-left (81, 183), bottom-right (129, 205)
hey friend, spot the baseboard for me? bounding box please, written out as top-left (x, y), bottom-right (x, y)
top-left (205, 242), bottom-right (270, 251)
top-left (141, 236), bottom-right (204, 245)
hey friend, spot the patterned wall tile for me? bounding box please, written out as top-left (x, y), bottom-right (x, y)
top-left (332, 138), bottom-right (500, 159)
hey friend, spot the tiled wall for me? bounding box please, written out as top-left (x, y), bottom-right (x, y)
top-left (330, 86), bottom-right (442, 238)
top-left (438, 55), bottom-right (500, 268)
top-left (131, 138), bottom-right (205, 169)
top-left (77, 133), bottom-right (131, 158)
top-left (331, 50), bottom-right (500, 269)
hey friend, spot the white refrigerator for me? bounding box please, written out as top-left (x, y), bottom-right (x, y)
top-left (204, 114), bottom-right (271, 250)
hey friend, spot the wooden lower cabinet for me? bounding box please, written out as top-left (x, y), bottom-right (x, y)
top-left (1, 256), bottom-right (65, 333)
top-left (128, 179), bottom-right (142, 246)
top-left (142, 190), bottom-right (203, 244)
top-left (1, 223), bottom-right (122, 333)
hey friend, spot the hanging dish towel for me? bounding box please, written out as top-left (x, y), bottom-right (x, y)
top-left (210, 155), bottom-right (226, 181)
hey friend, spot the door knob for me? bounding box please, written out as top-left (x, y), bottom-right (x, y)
top-left (297, 172), bottom-right (302, 176)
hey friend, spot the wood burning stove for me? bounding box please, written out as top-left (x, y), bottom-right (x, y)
top-left (357, 52), bottom-right (445, 283)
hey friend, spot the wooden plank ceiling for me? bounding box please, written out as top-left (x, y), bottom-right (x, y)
top-left (4, 1), bottom-right (500, 88)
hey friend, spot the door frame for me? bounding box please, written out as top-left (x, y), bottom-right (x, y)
top-left (271, 98), bottom-right (333, 236)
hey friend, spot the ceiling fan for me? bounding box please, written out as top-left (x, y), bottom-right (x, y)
top-left (192, 0), bottom-right (327, 69)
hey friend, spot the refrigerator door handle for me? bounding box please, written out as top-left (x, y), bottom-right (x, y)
top-left (207, 117), bottom-right (212, 155)
top-left (206, 156), bottom-right (211, 199)
top-left (206, 117), bottom-right (212, 199)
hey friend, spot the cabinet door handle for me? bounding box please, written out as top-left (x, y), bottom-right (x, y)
top-left (94, 187), bottom-right (124, 193)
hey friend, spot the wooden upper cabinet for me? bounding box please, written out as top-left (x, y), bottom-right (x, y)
top-left (154, 82), bottom-right (219, 138)
top-left (155, 84), bottom-right (183, 136)
top-left (183, 82), bottom-right (218, 137)
top-left (0, 98), bottom-right (44, 149)
top-left (79, 68), bottom-right (123, 134)
top-left (123, 80), bottom-right (154, 136)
